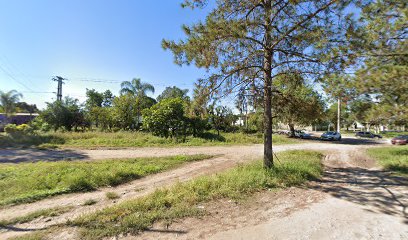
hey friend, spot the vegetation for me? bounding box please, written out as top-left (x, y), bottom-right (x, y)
top-left (0, 90), bottom-right (23, 117)
top-left (0, 130), bottom-right (298, 148)
top-left (0, 206), bottom-right (73, 226)
top-left (83, 199), bottom-right (98, 206)
top-left (163, 0), bottom-right (354, 168)
top-left (105, 192), bottom-right (120, 200)
top-left (72, 150), bottom-right (323, 239)
top-left (0, 155), bottom-right (210, 206)
top-left (367, 146), bottom-right (408, 176)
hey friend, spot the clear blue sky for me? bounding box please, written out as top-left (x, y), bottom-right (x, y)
top-left (0, 0), bottom-right (212, 109)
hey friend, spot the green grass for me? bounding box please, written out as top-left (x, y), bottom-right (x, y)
top-left (0, 155), bottom-right (210, 206)
top-left (380, 131), bottom-right (408, 139)
top-left (0, 206), bottom-right (73, 227)
top-left (0, 131), bottom-right (298, 149)
top-left (106, 192), bottom-right (120, 200)
top-left (83, 199), bottom-right (98, 206)
top-left (367, 146), bottom-right (408, 176)
top-left (9, 231), bottom-right (49, 240)
top-left (72, 150), bottom-right (323, 239)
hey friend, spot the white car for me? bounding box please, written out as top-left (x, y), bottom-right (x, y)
top-left (321, 131), bottom-right (342, 141)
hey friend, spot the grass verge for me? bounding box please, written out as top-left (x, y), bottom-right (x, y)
top-left (72, 150), bottom-right (323, 239)
top-left (0, 155), bottom-right (210, 206)
top-left (367, 146), bottom-right (408, 176)
top-left (0, 131), bottom-right (299, 148)
top-left (0, 206), bottom-right (73, 226)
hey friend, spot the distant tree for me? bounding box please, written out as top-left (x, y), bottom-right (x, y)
top-left (209, 105), bottom-right (236, 135)
top-left (85, 89), bottom-right (104, 110)
top-left (142, 98), bottom-right (187, 139)
top-left (190, 82), bottom-right (210, 118)
top-left (102, 90), bottom-right (114, 107)
top-left (0, 90), bottom-right (23, 117)
top-left (41, 97), bottom-right (86, 131)
top-left (273, 74), bottom-right (325, 136)
top-left (15, 102), bottom-right (38, 114)
top-left (120, 78), bottom-right (155, 129)
top-left (120, 78), bottom-right (155, 97)
top-left (157, 86), bottom-right (190, 102)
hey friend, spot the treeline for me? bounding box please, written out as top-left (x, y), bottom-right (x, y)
top-left (30, 78), bottom-right (239, 140)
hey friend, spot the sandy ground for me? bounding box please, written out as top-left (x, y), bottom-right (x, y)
top-left (0, 138), bottom-right (406, 239)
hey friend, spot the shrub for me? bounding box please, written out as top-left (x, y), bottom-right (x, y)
top-left (4, 123), bottom-right (33, 137)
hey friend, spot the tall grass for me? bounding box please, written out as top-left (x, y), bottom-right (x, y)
top-left (73, 150), bottom-right (323, 239)
top-left (367, 146), bottom-right (408, 176)
top-left (0, 155), bottom-right (210, 206)
top-left (0, 131), bottom-right (299, 148)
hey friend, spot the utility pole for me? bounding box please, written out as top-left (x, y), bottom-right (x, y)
top-left (337, 97), bottom-right (341, 133)
top-left (52, 76), bottom-right (66, 101)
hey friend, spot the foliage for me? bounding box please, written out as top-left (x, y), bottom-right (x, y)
top-left (15, 102), bottom-right (39, 114)
top-left (40, 97), bottom-right (88, 131)
top-left (4, 123), bottom-right (33, 138)
top-left (273, 74), bottom-right (325, 135)
top-left (157, 86), bottom-right (190, 102)
top-left (347, 0), bottom-right (408, 128)
top-left (0, 90), bottom-right (23, 117)
top-left (163, 0), bottom-right (354, 167)
top-left (367, 146), bottom-right (408, 176)
top-left (208, 105), bottom-right (237, 135)
top-left (120, 78), bottom-right (155, 97)
top-left (0, 155), bottom-right (210, 206)
top-left (111, 94), bottom-right (155, 130)
top-left (142, 98), bottom-right (187, 139)
top-left (73, 150), bottom-right (323, 239)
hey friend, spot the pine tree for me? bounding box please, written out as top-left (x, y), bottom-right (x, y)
top-left (163, 0), bottom-right (354, 168)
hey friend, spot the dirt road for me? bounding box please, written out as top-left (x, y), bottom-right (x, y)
top-left (1, 138), bottom-right (406, 239)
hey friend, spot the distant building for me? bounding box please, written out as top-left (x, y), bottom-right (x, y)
top-left (0, 113), bottom-right (39, 131)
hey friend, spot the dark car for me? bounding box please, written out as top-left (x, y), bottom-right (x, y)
top-left (355, 131), bottom-right (382, 139)
top-left (391, 135), bottom-right (408, 145)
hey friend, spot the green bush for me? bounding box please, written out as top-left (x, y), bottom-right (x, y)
top-left (4, 124), bottom-right (33, 137)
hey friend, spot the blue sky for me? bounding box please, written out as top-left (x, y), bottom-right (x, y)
top-left (0, 0), bottom-right (212, 109)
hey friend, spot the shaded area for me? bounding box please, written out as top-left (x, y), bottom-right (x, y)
top-left (311, 166), bottom-right (408, 220)
top-left (0, 225), bottom-right (46, 232)
top-left (145, 228), bottom-right (188, 234)
top-left (0, 148), bottom-right (88, 163)
top-left (298, 136), bottom-right (386, 146)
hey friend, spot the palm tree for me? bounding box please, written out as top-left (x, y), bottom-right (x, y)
top-left (119, 78), bottom-right (155, 129)
top-left (120, 78), bottom-right (155, 97)
top-left (0, 90), bottom-right (23, 117)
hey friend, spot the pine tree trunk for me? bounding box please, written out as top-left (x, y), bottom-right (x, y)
top-left (263, 0), bottom-right (273, 169)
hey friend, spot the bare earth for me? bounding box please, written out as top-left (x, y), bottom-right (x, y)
top-left (0, 138), bottom-right (407, 239)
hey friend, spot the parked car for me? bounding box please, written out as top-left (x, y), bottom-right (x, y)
top-left (321, 131), bottom-right (342, 141)
top-left (391, 135), bottom-right (408, 145)
top-left (294, 130), bottom-right (312, 139)
top-left (355, 131), bottom-right (382, 139)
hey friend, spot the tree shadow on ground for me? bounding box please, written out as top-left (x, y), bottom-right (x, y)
top-left (0, 148), bottom-right (88, 163)
top-left (197, 132), bottom-right (226, 142)
top-left (301, 137), bottom-right (386, 146)
top-left (310, 166), bottom-right (408, 221)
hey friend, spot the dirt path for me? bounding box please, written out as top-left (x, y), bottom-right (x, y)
top-left (134, 148), bottom-right (407, 240)
top-left (1, 139), bottom-right (403, 239)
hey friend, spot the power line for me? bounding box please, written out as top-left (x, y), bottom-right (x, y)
top-left (0, 64), bottom-right (34, 92)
